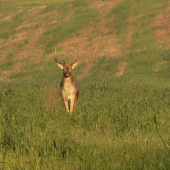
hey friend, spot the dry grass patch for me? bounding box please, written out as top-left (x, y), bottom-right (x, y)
top-left (115, 61), bottom-right (128, 77)
top-left (9, 31), bottom-right (28, 43)
top-left (0, 26), bottom-right (45, 81)
top-left (34, 9), bottom-right (58, 21)
top-left (64, 11), bottom-right (75, 21)
top-left (12, 62), bottom-right (24, 73)
top-left (92, 0), bottom-right (124, 12)
top-left (0, 70), bottom-right (11, 82)
top-left (2, 0), bottom-right (18, 1)
top-left (0, 10), bottom-right (23, 22)
top-left (0, 31), bottom-right (28, 63)
top-left (123, 2), bottom-right (138, 58)
top-left (27, 5), bottom-right (46, 18)
top-left (15, 22), bottom-right (38, 30)
top-left (0, 15), bottom-right (14, 22)
top-left (153, 3), bottom-right (170, 49)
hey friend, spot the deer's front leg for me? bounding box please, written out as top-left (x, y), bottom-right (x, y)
top-left (73, 99), bottom-right (78, 113)
top-left (70, 99), bottom-right (75, 114)
top-left (64, 101), bottom-right (70, 112)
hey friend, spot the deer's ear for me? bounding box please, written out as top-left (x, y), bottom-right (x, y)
top-left (72, 62), bottom-right (78, 70)
top-left (57, 63), bottom-right (64, 69)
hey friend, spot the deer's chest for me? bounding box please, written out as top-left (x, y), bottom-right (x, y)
top-left (60, 82), bottom-right (75, 101)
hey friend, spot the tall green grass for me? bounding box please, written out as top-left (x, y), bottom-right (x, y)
top-left (1, 56), bottom-right (170, 169)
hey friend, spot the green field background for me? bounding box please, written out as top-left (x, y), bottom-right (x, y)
top-left (0, 0), bottom-right (170, 169)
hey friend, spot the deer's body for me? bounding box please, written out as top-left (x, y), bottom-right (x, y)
top-left (55, 46), bottom-right (79, 114)
top-left (60, 75), bottom-right (79, 113)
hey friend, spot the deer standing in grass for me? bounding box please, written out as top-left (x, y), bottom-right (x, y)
top-left (55, 46), bottom-right (79, 114)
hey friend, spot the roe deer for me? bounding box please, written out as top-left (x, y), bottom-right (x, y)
top-left (55, 46), bottom-right (79, 114)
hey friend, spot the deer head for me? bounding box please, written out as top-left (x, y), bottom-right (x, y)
top-left (55, 46), bottom-right (78, 78)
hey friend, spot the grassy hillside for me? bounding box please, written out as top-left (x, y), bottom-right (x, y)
top-left (0, 0), bottom-right (170, 169)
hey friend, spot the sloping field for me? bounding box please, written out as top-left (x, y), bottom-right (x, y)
top-left (0, 0), bottom-right (170, 169)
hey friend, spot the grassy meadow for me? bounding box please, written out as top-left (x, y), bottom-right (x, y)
top-left (0, 0), bottom-right (170, 169)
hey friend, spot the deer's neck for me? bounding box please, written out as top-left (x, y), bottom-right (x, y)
top-left (62, 74), bottom-right (74, 84)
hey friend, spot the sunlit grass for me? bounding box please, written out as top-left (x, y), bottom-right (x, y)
top-left (0, 0), bottom-right (170, 169)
